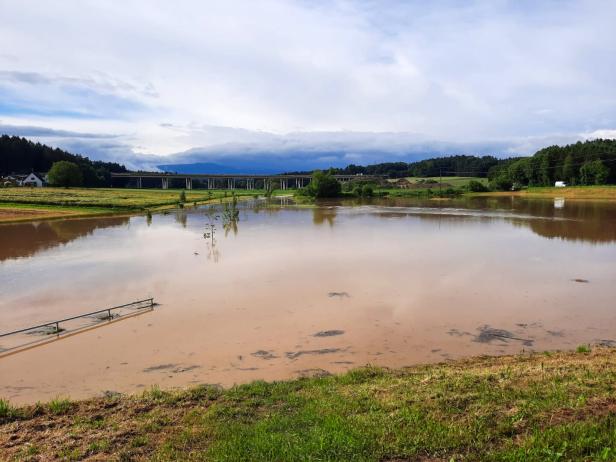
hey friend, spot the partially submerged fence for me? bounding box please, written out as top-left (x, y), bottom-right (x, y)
top-left (0, 298), bottom-right (154, 355)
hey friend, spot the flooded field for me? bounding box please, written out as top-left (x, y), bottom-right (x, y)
top-left (1, 196), bottom-right (615, 404)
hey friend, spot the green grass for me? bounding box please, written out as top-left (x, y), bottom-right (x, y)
top-left (471, 185), bottom-right (616, 200)
top-left (0, 187), bottom-right (294, 223)
top-left (374, 176), bottom-right (486, 197)
top-left (4, 348), bottom-right (616, 460)
top-left (0, 187), bottom-right (281, 209)
top-left (403, 176), bottom-right (488, 187)
top-left (47, 397), bottom-right (72, 415)
top-left (577, 344), bottom-right (592, 354)
top-left (375, 187), bottom-right (464, 198)
top-left (0, 398), bottom-right (18, 421)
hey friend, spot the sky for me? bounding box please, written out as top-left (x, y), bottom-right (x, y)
top-left (1, 0), bottom-right (615, 171)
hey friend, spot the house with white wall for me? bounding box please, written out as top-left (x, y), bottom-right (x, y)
top-left (14, 173), bottom-right (45, 187)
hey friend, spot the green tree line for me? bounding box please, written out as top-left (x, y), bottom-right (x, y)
top-left (488, 139), bottom-right (616, 189)
top-left (330, 155), bottom-right (503, 178)
top-left (0, 135), bottom-right (127, 187)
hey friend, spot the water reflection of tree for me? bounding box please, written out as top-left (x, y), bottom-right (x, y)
top-left (313, 207), bottom-right (337, 227)
top-left (409, 197), bottom-right (616, 244)
top-left (0, 217), bottom-right (130, 261)
top-left (174, 210), bottom-right (187, 228)
top-left (202, 198), bottom-right (241, 261)
top-left (222, 194), bottom-right (240, 237)
top-left (203, 222), bottom-right (220, 263)
top-left (203, 207), bottom-right (221, 263)
top-left (468, 197), bottom-right (616, 243)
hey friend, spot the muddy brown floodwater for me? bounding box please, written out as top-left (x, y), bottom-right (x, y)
top-left (1, 196), bottom-right (616, 404)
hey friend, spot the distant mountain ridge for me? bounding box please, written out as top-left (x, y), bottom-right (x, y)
top-left (161, 155), bottom-right (507, 178)
top-left (157, 149), bottom-right (449, 175)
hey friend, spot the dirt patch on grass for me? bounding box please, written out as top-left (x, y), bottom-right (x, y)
top-left (0, 387), bottom-right (220, 461)
top-left (545, 398), bottom-right (616, 427)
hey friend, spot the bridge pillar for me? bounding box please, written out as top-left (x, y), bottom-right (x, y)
top-left (162, 177), bottom-right (168, 189)
top-left (138, 177), bottom-right (142, 189)
top-left (186, 178), bottom-right (192, 190)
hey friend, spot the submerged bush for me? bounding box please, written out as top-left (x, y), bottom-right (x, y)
top-left (349, 183), bottom-right (375, 197)
top-left (468, 180), bottom-right (488, 192)
top-left (300, 171), bottom-right (342, 198)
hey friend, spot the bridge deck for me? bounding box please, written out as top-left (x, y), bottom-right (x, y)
top-left (111, 172), bottom-right (379, 179)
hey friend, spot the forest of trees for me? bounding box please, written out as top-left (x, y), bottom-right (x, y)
top-left (329, 155), bottom-right (505, 178)
top-left (488, 139), bottom-right (616, 189)
top-left (329, 140), bottom-right (616, 189)
top-left (0, 135), bottom-right (127, 187)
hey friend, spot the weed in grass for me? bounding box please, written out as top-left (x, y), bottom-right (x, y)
top-left (577, 344), bottom-right (591, 353)
top-left (73, 414), bottom-right (107, 431)
top-left (17, 443), bottom-right (40, 460)
top-left (87, 439), bottom-right (110, 454)
top-left (0, 398), bottom-right (17, 421)
top-left (48, 397), bottom-right (72, 415)
top-left (185, 384), bottom-right (223, 402)
top-left (56, 446), bottom-right (83, 461)
top-left (143, 385), bottom-right (168, 401)
top-left (131, 435), bottom-right (150, 448)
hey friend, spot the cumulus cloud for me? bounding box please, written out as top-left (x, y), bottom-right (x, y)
top-left (0, 0), bottom-right (615, 168)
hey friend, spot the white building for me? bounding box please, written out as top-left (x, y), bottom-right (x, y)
top-left (16, 173), bottom-right (45, 187)
top-left (554, 181), bottom-right (567, 188)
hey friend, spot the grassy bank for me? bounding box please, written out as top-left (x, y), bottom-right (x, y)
top-left (2, 348), bottom-right (616, 461)
top-left (0, 188), bottom-right (288, 223)
top-left (0, 202), bottom-right (118, 223)
top-left (471, 185), bottom-right (616, 200)
top-left (400, 176), bottom-right (488, 188)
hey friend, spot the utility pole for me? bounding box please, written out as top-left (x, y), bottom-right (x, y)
top-left (439, 167), bottom-right (442, 196)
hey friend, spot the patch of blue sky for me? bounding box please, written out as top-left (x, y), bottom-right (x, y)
top-left (0, 99), bottom-right (99, 119)
top-left (0, 84), bottom-right (146, 120)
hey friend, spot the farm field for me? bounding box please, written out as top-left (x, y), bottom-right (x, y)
top-left (475, 185), bottom-right (616, 200)
top-left (0, 188), bottom-right (289, 222)
top-left (0, 203), bottom-right (100, 223)
top-left (0, 187), bottom-right (268, 209)
top-left (404, 176), bottom-right (488, 187)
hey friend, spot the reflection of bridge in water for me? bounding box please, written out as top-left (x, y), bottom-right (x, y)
top-left (111, 172), bottom-right (381, 190)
